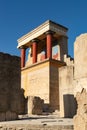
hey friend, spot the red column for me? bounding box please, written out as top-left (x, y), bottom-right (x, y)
top-left (21, 47), bottom-right (26, 68)
top-left (46, 31), bottom-right (53, 59)
top-left (32, 39), bottom-right (38, 63)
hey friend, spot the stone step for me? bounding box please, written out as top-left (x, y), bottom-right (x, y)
top-left (0, 124), bottom-right (73, 130)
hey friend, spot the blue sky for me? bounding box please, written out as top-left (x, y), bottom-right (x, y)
top-left (0, 0), bottom-right (87, 58)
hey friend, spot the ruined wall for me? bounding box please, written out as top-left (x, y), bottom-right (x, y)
top-left (74, 89), bottom-right (87, 130)
top-left (73, 33), bottom-right (87, 130)
top-left (59, 55), bottom-right (76, 117)
top-left (74, 34), bottom-right (87, 95)
top-left (74, 34), bottom-right (87, 79)
top-left (59, 33), bottom-right (87, 118)
top-left (0, 52), bottom-right (26, 121)
top-left (50, 61), bottom-right (59, 112)
top-left (28, 96), bottom-right (44, 115)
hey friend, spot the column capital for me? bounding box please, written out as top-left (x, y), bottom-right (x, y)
top-left (45, 30), bottom-right (55, 35)
top-left (20, 45), bottom-right (27, 49)
top-left (31, 38), bottom-right (39, 43)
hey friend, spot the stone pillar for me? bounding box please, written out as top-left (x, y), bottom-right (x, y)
top-left (32, 39), bottom-right (38, 63)
top-left (58, 36), bottom-right (68, 61)
top-left (21, 46), bottom-right (26, 68)
top-left (46, 31), bottom-right (53, 59)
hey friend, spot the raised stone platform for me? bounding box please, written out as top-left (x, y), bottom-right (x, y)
top-left (0, 115), bottom-right (73, 130)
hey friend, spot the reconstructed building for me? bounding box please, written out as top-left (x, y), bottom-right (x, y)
top-left (17, 20), bottom-right (75, 116)
top-left (0, 20), bottom-right (87, 125)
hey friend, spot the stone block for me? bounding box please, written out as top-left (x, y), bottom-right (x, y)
top-left (28, 96), bottom-right (44, 115)
top-left (0, 113), bottom-right (5, 121)
top-left (74, 88), bottom-right (87, 130)
top-left (5, 111), bottom-right (18, 121)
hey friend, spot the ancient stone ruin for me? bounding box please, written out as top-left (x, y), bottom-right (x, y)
top-left (74, 88), bottom-right (87, 130)
top-left (17, 20), bottom-right (76, 117)
top-left (17, 19), bottom-right (87, 119)
top-left (28, 96), bottom-right (44, 115)
top-left (0, 52), bottom-right (26, 121)
top-left (73, 34), bottom-right (87, 130)
top-left (0, 20), bottom-right (87, 126)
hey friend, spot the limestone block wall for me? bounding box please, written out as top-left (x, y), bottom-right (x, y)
top-left (74, 77), bottom-right (87, 96)
top-left (74, 34), bottom-right (87, 79)
top-left (21, 60), bottom-right (50, 104)
top-left (59, 56), bottom-right (76, 117)
top-left (74, 34), bottom-right (87, 95)
top-left (0, 52), bottom-right (26, 121)
top-left (74, 89), bottom-right (87, 130)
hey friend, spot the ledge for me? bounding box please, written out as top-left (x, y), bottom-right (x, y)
top-left (21, 58), bottom-right (66, 71)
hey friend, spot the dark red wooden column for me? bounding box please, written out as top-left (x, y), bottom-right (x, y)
top-left (32, 39), bottom-right (38, 63)
top-left (21, 46), bottom-right (26, 68)
top-left (46, 31), bottom-right (53, 59)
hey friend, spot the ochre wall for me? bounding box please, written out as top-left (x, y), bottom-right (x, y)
top-left (21, 60), bottom-right (50, 103)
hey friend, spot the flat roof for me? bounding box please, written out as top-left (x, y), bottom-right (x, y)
top-left (17, 20), bottom-right (68, 48)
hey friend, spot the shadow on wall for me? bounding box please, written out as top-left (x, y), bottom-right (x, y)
top-left (0, 53), bottom-right (27, 121)
top-left (63, 94), bottom-right (77, 118)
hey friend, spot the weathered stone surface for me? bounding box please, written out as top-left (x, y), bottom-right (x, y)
top-left (74, 88), bottom-right (87, 130)
top-left (74, 33), bottom-right (87, 79)
top-left (0, 113), bottom-right (5, 121)
top-left (50, 62), bottom-right (59, 112)
top-left (0, 124), bottom-right (74, 130)
top-left (72, 34), bottom-right (87, 128)
top-left (0, 52), bottom-right (26, 121)
top-left (59, 55), bottom-right (76, 118)
top-left (5, 111), bottom-right (18, 121)
top-left (28, 96), bottom-right (44, 115)
top-left (32, 100), bottom-right (43, 115)
top-left (22, 61), bottom-right (50, 103)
